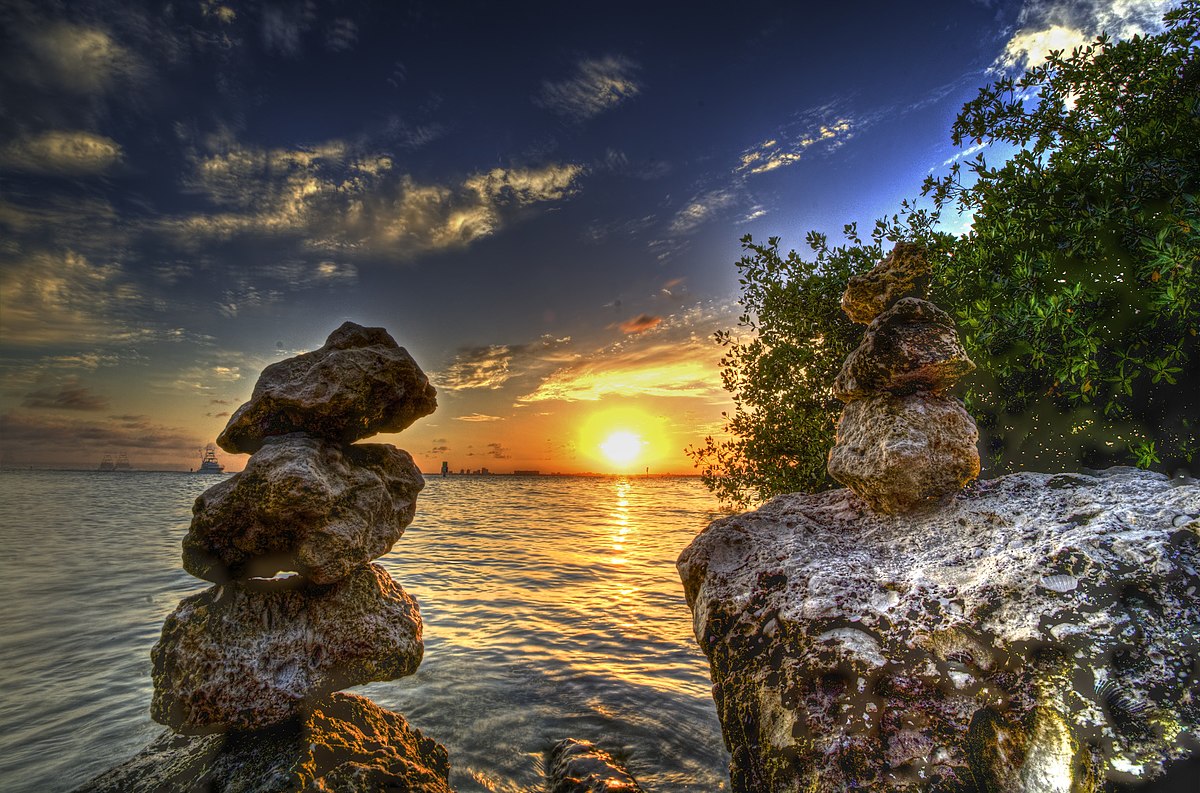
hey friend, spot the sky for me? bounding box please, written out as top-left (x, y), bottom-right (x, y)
top-left (0, 0), bottom-right (1180, 474)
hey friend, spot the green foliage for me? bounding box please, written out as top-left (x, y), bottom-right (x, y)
top-left (925, 3), bottom-right (1199, 473)
top-left (686, 215), bottom-right (947, 508)
top-left (693, 4), bottom-right (1199, 506)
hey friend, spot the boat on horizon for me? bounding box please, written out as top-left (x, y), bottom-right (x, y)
top-left (195, 444), bottom-right (225, 474)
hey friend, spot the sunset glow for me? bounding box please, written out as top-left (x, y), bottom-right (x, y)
top-left (600, 431), bottom-right (643, 467)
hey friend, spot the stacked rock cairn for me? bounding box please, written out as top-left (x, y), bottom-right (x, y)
top-left (826, 243), bottom-right (981, 513)
top-left (151, 322), bottom-right (438, 737)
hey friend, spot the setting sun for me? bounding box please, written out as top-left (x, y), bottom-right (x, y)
top-left (600, 431), bottom-right (643, 466)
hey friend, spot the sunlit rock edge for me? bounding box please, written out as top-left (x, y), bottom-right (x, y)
top-left (678, 466), bottom-right (1200, 792)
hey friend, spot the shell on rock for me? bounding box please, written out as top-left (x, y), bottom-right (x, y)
top-left (1096, 679), bottom-right (1151, 718)
top-left (1039, 573), bottom-right (1079, 593)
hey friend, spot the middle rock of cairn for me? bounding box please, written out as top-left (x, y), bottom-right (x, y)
top-left (152, 322), bottom-right (438, 734)
top-left (826, 243), bottom-right (981, 513)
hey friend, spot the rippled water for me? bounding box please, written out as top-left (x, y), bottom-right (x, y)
top-left (0, 470), bottom-right (729, 792)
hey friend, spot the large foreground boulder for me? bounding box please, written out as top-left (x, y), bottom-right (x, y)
top-left (218, 322), bottom-right (437, 454)
top-left (678, 467), bottom-right (1200, 792)
top-left (183, 434), bottom-right (424, 584)
top-left (152, 564), bottom-right (422, 733)
top-left (76, 693), bottom-right (452, 792)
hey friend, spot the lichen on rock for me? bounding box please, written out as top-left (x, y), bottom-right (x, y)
top-left (678, 467), bottom-right (1200, 792)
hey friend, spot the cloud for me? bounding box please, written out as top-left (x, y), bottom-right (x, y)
top-left (486, 442), bottom-right (511, 459)
top-left (738, 118), bottom-right (854, 175)
top-left (22, 379), bottom-right (109, 411)
top-left (995, 0), bottom-right (1178, 71)
top-left (535, 55), bottom-right (641, 121)
top-left (618, 314), bottom-right (662, 334)
top-left (325, 18), bottom-right (358, 51)
top-left (435, 335), bottom-right (575, 392)
top-left (12, 22), bottom-right (140, 94)
top-left (0, 130), bottom-right (122, 175)
top-left (518, 302), bottom-right (734, 404)
top-left (0, 249), bottom-right (146, 347)
top-left (260, 2), bottom-right (317, 57)
top-left (438, 345), bottom-right (515, 390)
top-left (172, 139), bottom-right (584, 257)
top-left (0, 410), bottom-right (203, 457)
top-left (668, 188), bottom-right (740, 235)
top-left (454, 413), bottom-right (504, 422)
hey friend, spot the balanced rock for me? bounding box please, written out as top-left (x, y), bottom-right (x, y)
top-left (77, 693), bottom-right (453, 793)
top-left (841, 241), bottom-right (931, 325)
top-left (183, 434), bottom-right (424, 584)
top-left (547, 739), bottom-right (644, 793)
top-left (678, 467), bottom-right (1200, 792)
top-left (826, 392), bottom-right (980, 513)
top-left (833, 297), bottom-right (975, 401)
top-left (218, 322), bottom-right (437, 454)
top-left (152, 563), bottom-right (422, 733)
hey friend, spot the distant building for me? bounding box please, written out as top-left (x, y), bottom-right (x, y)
top-left (513, 470), bottom-right (540, 476)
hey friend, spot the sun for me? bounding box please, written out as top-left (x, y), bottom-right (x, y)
top-left (600, 430), bottom-right (643, 467)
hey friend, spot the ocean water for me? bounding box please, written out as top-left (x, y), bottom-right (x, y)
top-left (0, 470), bottom-right (730, 792)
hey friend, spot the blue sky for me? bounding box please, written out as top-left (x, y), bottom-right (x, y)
top-left (0, 0), bottom-right (1180, 472)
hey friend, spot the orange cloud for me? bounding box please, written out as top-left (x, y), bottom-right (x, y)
top-left (618, 313), bottom-right (662, 334)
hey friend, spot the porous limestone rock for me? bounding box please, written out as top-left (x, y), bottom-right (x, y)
top-left (152, 564), bottom-right (422, 734)
top-left (218, 322), bottom-right (437, 454)
top-left (547, 739), bottom-right (644, 793)
top-left (77, 693), bottom-right (453, 792)
top-left (841, 242), bottom-right (931, 325)
top-left (826, 391), bottom-right (980, 513)
top-left (183, 434), bottom-right (424, 584)
top-left (833, 297), bottom-right (975, 401)
top-left (677, 467), bottom-right (1200, 793)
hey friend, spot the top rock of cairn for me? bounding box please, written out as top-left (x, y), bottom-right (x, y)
top-left (840, 241), bottom-right (931, 325)
top-left (218, 322), bottom-right (437, 454)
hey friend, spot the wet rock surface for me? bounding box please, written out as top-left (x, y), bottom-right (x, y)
top-left (183, 434), bottom-right (424, 584)
top-left (152, 563), bottom-right (423, 734)
top-left (840, 242), bottom-right (932, 325)
top-left (833, 297), bottom-right (975, 401)
top-left (217, 322), bottom-right (437, 454)
top-left (77, 693), bottom-right (452, 792)
top-left (547, 739), bottom-right (644, 793)
top-left (827, 392), bottom-right (981, 514)
top-left (678, 467), bottom-right (1200, 792)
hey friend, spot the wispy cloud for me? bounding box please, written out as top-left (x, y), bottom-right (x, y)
top-left (324, 18), bottom-right (358, 52)
top-left (438, 345), bottom-right (516, 390)
top-left (534, 55), bottom-right (641, 121)
top-left (10, 22), bottom-right (142, 94)
top-left (668, 188), bottom-right (740, 235)
top-left (437, 335), bottom-right (575, 391)
top-left (995, 0), bottom-right (1178, 71)
top-left (518, 302), bottom-right (734, 404)
top-left (738, 118), bottom-right (854, 175)
top-left (0, 130), bottom-right (122, 175)
top-left (454, 413), bottom-right (503, 422)
top-left (22, 378), bottom-right (110, 411)
top-left (172, 139), bottom-right (584, 257)
top-left (618, 314), bottom-right (662, 334)
top-left (0, 249), bottom-right (145, 347)
top-left (0, 411), bottom-right (203, 462)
